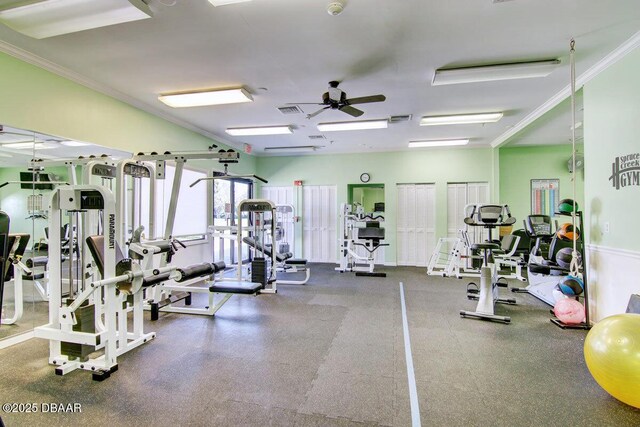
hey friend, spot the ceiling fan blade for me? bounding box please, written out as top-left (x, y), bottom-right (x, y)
top-left (307, 106), bottom-right (330, 119)
top-left (339, 105), bottom-right (364, 117)
top-left (344, 94), bottom-right (386, 105)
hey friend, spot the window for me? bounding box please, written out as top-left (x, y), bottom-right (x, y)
top-left (212, 176), bottom-right (253, 264)
top-left (139, 164), bottom-right (208, 240)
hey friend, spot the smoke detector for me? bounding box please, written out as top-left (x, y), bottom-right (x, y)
top-left (327, 1), bottom-right (345, 16)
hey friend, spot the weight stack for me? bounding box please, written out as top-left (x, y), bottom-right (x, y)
top-left (251, 257), bottom-right (268, 287)
top-left (278, 242), bottom-right (290, 254)
top-left (61, 302), bottom-right (96, 361)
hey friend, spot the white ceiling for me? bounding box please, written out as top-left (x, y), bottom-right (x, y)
top-left (0, 0), bottom-right (638, 155)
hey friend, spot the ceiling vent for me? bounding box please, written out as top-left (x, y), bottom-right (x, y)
top-left (390, 115), bottom-right (413, 123)
top-left (308, 135), bottom-right (326, 140)
top-left (277, 105), bottom-right (303, 115)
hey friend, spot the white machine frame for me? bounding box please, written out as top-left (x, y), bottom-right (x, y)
top-left (335, 203), bottom-right (387, 277)
top-left (34, 185), bottom-right (159, 379)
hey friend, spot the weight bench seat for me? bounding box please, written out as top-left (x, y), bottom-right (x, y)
top-left (209, 281), bottom-right (264, 294)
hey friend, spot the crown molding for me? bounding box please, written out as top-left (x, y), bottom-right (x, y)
top-left (0, 39), bottom-right (245, 152)
top-left (491, 30), bottom-right (640, 148)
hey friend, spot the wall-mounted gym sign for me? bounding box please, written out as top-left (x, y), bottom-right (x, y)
top-left (609, 152), bottom-right (640, 190)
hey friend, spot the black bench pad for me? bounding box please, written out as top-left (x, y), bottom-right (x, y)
top-left (285, 259), bottom-right (307, 265)
top-left (209, 281), bottom-right (264, 294)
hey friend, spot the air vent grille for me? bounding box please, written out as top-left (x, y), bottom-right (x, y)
top-left (277, 105), bottom-right (303, 115)
top-left (390, 115), bottom-right (413, 123)
top-left (308, 135), bottom-right (326, 140)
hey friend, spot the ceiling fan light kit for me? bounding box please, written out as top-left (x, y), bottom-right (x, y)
top-left (408, 139), bottom-right (470, 148)
top-left (158, 88), bottom-right (253, 108)
top-left (432, 59), bottom-right (561, 86)
top-left (0, 0), bottom-right (153, 39)
top-left (226, 126), bottom-right (292, 136)
top-left (317, 119), bottom-right (389, 132)
top-left (290, 81), bottom-right (386, 119)
top-left (420, 112), bottom-right (504, 126)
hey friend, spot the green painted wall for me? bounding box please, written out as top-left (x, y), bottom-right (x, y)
top-left (256, 147), bottom-right (495, 264)
top-left (583, 47), bottom-right (640, 251)
top-left (499, 144), bottom-right (584, 228)
top-left (0, 51), bottom-right (255, 174)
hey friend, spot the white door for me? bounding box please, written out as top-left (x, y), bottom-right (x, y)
top-left (261, 186), bottom-right (295, 254)
top-left (302, 185), bottom-right (337, 262)
top-left (397, 184), bottom-right (436, 266)
top-left (447, 182), bottom-right (490, 244)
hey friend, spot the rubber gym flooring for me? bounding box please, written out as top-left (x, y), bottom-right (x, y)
top-left (1, 264), bottom-right (639, 426)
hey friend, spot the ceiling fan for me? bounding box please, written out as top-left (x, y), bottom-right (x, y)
top-left (289, 81), bottom-right (386, 119)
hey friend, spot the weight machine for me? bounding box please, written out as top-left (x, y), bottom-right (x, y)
top-left (33, 185), bottom-right (162, 380)
top-left (336, 203), bottom-right (388, 277)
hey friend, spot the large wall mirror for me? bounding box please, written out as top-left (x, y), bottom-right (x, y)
top-left (348, 183), bottom-right (385, 213)
top-left (0, 124), bottom-right (130, 343)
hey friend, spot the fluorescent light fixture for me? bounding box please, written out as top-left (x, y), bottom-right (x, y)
top-left (408, 139), bottom-right (469, 148)
top-left (0, 0), bottom-right (152, 39)
top-left (60, 140), bottom-right (90, 147)
top-left (264, 146), bottom-right (318, 153)
top-left (208, 0), bottom-right (252, 6)
top-left (317, 119), bottom-right (388, 132)
top-left (158, 88), bottom-right (253, 108)
top-left (1, 142), bottom-right (56, 150)
top-left (432, 59), bottom-right (560, 86)
top-left (226, 126), bottom-right (292, 136)
top-left (420, 112), bottom-right (503, 126)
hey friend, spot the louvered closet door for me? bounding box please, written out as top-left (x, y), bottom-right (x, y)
top-left (467, 182), bottom-right (490, 244)
top-left (447, 182), bottom-right (490, 244)
top-left (302, 185), bottom-right (337, 262)
top-left (397, 184), bottom-right (436, 266)
top-left (261, 186), bottom-right (295, 253)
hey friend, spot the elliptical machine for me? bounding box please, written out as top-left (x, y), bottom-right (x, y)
top-left (459, 204), bottom-right (517, 324)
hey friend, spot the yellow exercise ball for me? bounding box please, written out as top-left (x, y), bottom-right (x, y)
top-left (584, 313), bottom-right (640, 408)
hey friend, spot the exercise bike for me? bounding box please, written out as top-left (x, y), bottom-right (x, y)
top-left (459, 205), bottom-right (517, 324)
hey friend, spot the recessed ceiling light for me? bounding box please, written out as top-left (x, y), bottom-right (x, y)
top-left (158, 88), bottom-right (253, 108)
top-left (226, 126), bottom-right (292, 136)
top-left (420, 112), bottom-right (504, 126)
top-left (264, 146), bottom-right (319, 153)
top-left (408, 139), bottom-right (470, 148)
top-left (60, 140), bottom-right (90, 147)
top-left (317, 119), bottom-right (388, 132)
top-left (0, 0), bottom-right (153, 39)
top-left (208, 0), bottom-right (252, 6)
top-left (432, 59), bottom-right (560, 86)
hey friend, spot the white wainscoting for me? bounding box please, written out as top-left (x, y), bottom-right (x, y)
top-left (586, 244), bottom-right (640, 322)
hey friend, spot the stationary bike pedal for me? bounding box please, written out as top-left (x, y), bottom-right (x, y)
top-left (466, 282), bottom-right (479, 294)
top-left (495, 277), bottom-right (509, 288)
